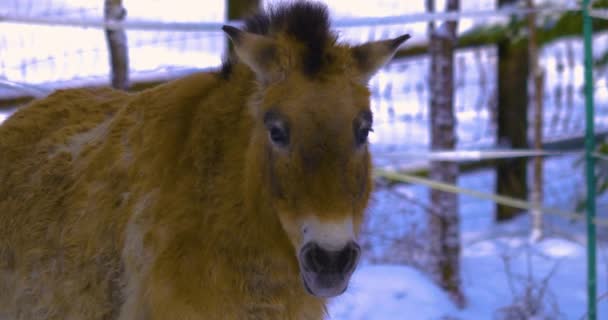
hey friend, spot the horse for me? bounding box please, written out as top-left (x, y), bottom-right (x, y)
top-left (0, 2), bottom-right (409, 319)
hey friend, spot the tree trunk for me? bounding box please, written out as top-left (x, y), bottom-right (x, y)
top-left (104, 0), bottom-right (129, 90)
top-left (426, 0), bottom-right (435, 36)
top-left (226, 0), bottom-right (261, 52)
top-left (495, 0), bottom-right (529, 221)
top-left (227, 0), bottom-right (261, 20)
top-left (527, 0), bottom-right (545, 241)
top-left (428, 0), bottom-right (465, 308)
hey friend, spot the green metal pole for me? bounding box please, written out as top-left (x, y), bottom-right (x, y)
top-left (583, 0), bottom-right (597, 319)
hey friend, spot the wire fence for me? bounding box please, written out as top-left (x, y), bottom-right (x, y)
top-left (2, 4), bottom-right (608, 317)
top-left (2, 1), bottom-right (607, 152)
top-left (1, 0), bottom-right (607, 262)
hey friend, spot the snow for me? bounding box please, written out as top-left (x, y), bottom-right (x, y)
top-left (3, 0), bottom-right (608, 150)
top-left (329, 233), bottom-right (607, 319)
top-left (329, 265), bottom-right (457, 319)
top-left (0, 0), bottom-right (495, 86)
top-left (349, 153), bottom-right (608, 319)
top-left (0, 111), bottom-right (9, 123)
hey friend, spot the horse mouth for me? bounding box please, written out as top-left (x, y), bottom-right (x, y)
top-left (300, 271), bottom-right (351, 298)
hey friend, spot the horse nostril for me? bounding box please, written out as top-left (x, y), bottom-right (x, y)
top-left (336, 242), bottom-right (360, 274)
top-left (303, 243), bottom-right (330, 273)
top-left (301, 242), bottom-right (360, 274)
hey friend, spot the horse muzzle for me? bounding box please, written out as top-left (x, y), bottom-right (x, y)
top-left (298, 241), bottom-right (360, 298)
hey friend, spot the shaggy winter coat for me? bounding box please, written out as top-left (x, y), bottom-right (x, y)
top-left (0, 2), bottom-right (409, 319)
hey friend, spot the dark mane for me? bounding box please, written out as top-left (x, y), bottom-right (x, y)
top-left (221, 1), bottom-right (334, 78)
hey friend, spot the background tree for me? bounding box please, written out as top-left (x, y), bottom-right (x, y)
top-left (104, 0), bottom-right (129, 90)
top-left (227, 0), bottom-right (261, 20)
top-left (496, 0), bottom-right (529, 221)
top-left (226, 0), bottom-right (261, 52)
top-left (428, 0), bottom-right (465, 307)
top-left (527, 0), bottom-right (545, 241)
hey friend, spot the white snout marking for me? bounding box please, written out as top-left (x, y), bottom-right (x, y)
top-left (300, 216), bottom-right (355, 251)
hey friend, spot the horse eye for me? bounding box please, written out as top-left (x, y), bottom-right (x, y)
top-left (354, 110), bottom-right (373, 147)
top-left (264, 110), bottom-right (289, 147)
top-left (269, 124), bottom-right (289, 146)
top-left (355, 126), bottom-right (372, 146)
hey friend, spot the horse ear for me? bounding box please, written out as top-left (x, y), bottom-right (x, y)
top-left (222, 25), bottom-right (279, 83)
top-left (352, 34), bottom-right (411, 82)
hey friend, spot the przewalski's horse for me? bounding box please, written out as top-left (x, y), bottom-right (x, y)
top-left (0, 2), bottom-right (409, 319)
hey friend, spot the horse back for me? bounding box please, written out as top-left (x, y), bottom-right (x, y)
top-left (0, 71), bottom-right (222, 319)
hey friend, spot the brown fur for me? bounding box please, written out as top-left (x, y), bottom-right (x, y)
top-left (0, 2), bottom-right (408, 319)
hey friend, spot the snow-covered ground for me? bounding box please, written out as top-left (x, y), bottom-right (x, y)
top-left (330, 154), bottom-right (608, 319)
top-left (0, 110), bottom-right (9, 123)
top-left (332, 152), bottom-right (608, 319)
top-left (330, 232), bottom-right (607, 319)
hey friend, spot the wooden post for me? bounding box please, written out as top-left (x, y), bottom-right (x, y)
top-left (104, 0), bottom-right (129, 90)
top-left (495, 0), bottom-right (529, 221)
top-left (428, 0), bottom-right (465, 308)
top-left (527, 0), bottom-right (544, 241)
